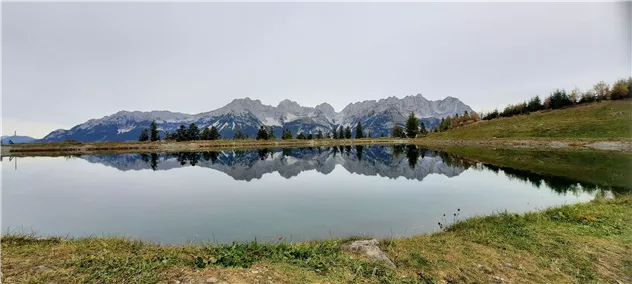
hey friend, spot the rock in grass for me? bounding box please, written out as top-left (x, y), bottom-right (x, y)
top-left (341, 239), bottom-right (396, 268)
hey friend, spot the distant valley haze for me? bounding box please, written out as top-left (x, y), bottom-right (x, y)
top-left (2, 2), bottom-right (630, 138)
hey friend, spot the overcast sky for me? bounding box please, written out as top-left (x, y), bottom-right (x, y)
top-left (2, 2), bottom-right (630, 138)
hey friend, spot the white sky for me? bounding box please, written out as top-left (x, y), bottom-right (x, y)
top-left (2, 2), bottom-right (631, 138)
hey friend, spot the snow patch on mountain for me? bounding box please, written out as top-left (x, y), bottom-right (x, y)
top-left (117, 126), bottom-right (135, 134)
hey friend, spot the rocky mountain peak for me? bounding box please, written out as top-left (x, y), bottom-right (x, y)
top-left (277, 99), bottom-right (303, 111)
top-left (315, 102), bottom-right (335, 114)
top-left (228, 97), bottom-right (263, 106)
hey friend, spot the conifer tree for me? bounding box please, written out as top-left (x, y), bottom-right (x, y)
top-left (546, 89), bottom-right (573, 109)
top-left (256, 126), bottom-right (269, 140)
top-left (405, 113), bottom-right (419, 138)
top-left (355, 122), bottom-right (364, 139)
top-left (265, 126), bottom-right (275, 140)
top-left (138, 128), bottom-right (149, 141)
top-left (233, 130), bottom-right (247, 140)
top-left (356, 145), bottom-right (364, 161)
top-left (316, 129), bottom-right (323, 139)
top-left (201, 127), bottom-right (211, 140)
top-left (527, 96), bottom-right (543, 112)
top-left (420, 122), bottom-right (427, 135)
top-left (187, 123), bottom-right (200, 140)
top-left (201, 151), bottom-right (218, 163)
top-left (406, 145), bottom-right (419, 169)
top-left (440, 116), bottom-right (453, 131)
top-left (281, 128), bottom-right (293, 140)
top-left (258, 148), bottom-right (270, 160)
top-left (392, 124), bottom-right (404, 138)
top-left (150, 120), bottom-right (160, 142)
top-left (176, 125), bottom-right (187, 141)
top-left (344, 126), bottom-right (352, 139)
top-left (209, 126), bottom-right (221, 140)
top-left (150, 153), bottom-right (159, 170)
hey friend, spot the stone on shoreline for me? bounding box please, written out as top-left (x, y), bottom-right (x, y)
top-left (341, 239), bottom-right (396, 268)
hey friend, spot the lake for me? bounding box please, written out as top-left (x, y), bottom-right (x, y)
top-left (1, 145), bottom-right (613, 244)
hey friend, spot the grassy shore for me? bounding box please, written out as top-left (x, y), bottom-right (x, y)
top-left (430, 100), bottom-right (631, 139)
top-left (1, 138), bottom-right (411, 157)
top-left (3, 137), bottom-right (631, 158)
top-left (3, 196), bottom-right (631, 283)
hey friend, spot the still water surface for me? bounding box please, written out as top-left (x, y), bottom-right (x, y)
top-left (2, 146), bottom-right (602, 244)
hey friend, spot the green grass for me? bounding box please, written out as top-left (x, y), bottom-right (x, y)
top-left (431, 100), bottom-right (632, 139)
top-left (384, 197), bottom-right (632, 283)
top-left (3, 197), bottom-right (631, 283)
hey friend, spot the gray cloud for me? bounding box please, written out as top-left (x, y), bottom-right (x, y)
top-left (3, 2), bottom-right (630, 138)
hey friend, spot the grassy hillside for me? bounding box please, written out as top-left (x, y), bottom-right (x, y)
top-left (3, 197), bottom-right (631, 283)
top-left (431, 100), bottom-right (631, 139)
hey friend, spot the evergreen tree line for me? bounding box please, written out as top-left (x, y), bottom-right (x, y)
top-left (391, 113), bottom-right (430, 138)
top-left (481, 78), bottom-right (632, 121)
top-left (138, 120), bottom-right (161, 142)
top-left (140, 112), bottom-right (466, 142)
top-left (280, 122), bottom-right (370, 140)
top-left (140, 121), bottom-right (222, 142)
top-left (255, 126), bottom-right (274, 140)
top-left (164, 123), bottom-right (221, 141)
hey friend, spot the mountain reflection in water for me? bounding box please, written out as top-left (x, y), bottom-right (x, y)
top-left (79, 145), bottom-right (626, 195)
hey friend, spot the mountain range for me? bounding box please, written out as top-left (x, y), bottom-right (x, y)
top-left (41, 94), bottom-right (473, 142)
top-left (1, 135), bottom-right (37, 144)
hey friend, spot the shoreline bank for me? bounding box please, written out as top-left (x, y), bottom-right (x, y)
top-left (2, 137), bottom-right (631, 157)
top-left (2, 196), bottom-right (630, 283)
